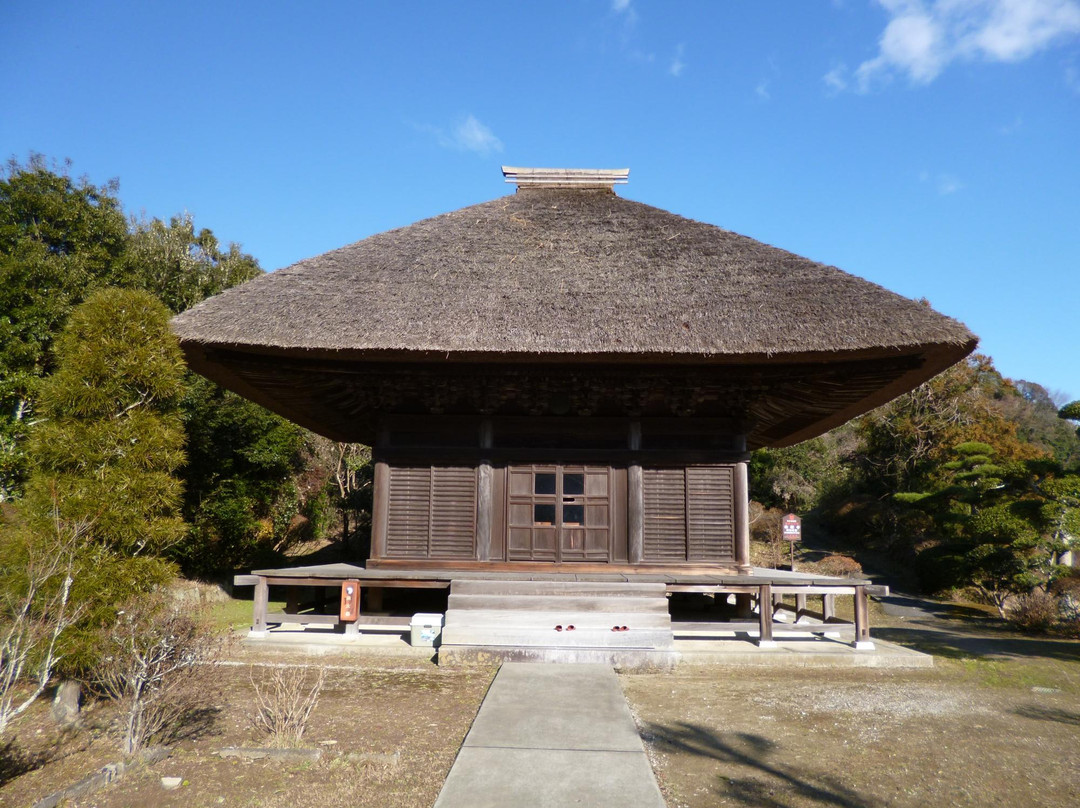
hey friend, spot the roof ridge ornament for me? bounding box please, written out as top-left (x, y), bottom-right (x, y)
top-left (502, 166), bottom-right (629, 190)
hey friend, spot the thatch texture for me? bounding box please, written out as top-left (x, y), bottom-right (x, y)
top-left (171, 188), bottom-right (975, 361)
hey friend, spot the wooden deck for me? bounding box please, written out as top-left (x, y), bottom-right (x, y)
top-left (233, 564), bottom-right (886, 650)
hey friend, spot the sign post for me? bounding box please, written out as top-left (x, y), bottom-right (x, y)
top-left (782, 513), bottom-right (801, 571)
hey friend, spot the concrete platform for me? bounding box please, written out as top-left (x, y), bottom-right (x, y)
top-left (433, 663), bottom-right (665, 808)
top-left (239, 625), bottom-right (932, 667)
top-left (676, 636), bottom-right (933, 667)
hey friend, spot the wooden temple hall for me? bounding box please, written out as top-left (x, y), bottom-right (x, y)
top-left (172, 167), bottom-right (976, 663)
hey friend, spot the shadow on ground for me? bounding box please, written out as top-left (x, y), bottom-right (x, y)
top-left (0, 739), bottom-right (52, 787)
top-left (643, 721), bottom-right (882, 808)
top-left (1011, 703), bottom-right (1080, 727)
top-left (873, 625), bottom-right (1080, 662)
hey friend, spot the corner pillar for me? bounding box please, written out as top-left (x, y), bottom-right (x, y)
top-left (734, 456), bottom-right (751, 574)
top-left (476, 420), bottom-right (493, 562)
top-left (627, 421), bottom-right (644, 564)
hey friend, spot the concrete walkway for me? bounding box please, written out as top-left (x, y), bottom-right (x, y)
top-left (433, 663), bottom-right (666, 808)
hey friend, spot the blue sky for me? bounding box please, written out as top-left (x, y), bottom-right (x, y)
top-left (2, 1), bottom-right (1078, 400)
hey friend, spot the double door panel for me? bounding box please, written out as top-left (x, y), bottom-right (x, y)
top-left (507, 465), bottom-right (611, 561)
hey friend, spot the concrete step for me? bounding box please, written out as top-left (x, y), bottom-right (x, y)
top-left (447, 593), bottom-right (669, 613)
top-left (445, 609), bottom-right (671, 630)
top-left (438, 645), bottom-right (679, 671)
top-left (449, 579), bottom-right (665, 598)
top-left (440, 626), bottom-right (675, 649)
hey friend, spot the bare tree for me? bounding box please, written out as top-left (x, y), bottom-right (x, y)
top-left (332, 443), bottom-right (371, 546)
top-left (0, 511), bottom-right (85, 737)
top-left (250, 665), bottom-right (325, 747)
top-left (96, 595), bottom-right (219, 756)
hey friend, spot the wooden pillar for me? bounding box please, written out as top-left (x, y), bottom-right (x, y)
top-left (823, 593), bottom-right (836, 622)
top-left (853, 586), bottom-right (873, 649)
top-left (285, 585), bottom-right (299, 615)
top-left (252, 577), bottom-right (269, 635)
top-left (371, 457), bottom-right (389, 560)
top-left (795, 593), bottom-right (807, 623)
top-left (476, 420), bottom-right (493, 562)
top-left (757, 584), bottom-right (776, 647)
top-left (627, 421), bottom-right (644, 564)
top-left (734, 457), bottom-right (751, 573)
top-left (735, 593), bottom-right (753, 618)
top-left (367, 587), bottom-right (384, 612)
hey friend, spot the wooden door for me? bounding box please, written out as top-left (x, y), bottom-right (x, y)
top-left (507, 465), bottom-right (611, 562)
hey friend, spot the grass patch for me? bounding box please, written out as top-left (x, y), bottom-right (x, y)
top-left (204, 596), bottom-right (285, 633)
top-left (942, 656), bottom-right (1080, 694)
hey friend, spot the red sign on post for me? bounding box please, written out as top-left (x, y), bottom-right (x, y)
top-left (340, 579), bottom-right (360, 622)
top-left (782, 514), bottom-right (802, 543)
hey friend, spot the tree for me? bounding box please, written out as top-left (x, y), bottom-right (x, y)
top-left (330, 442), bottom-right (373, 551)
top-left (24, 288), bottom-right (187, 556)
top-left (750, 433), bottom-right (852, 513)
top-left (0, 156), bottom-right (128, 500)
top-left (176, 375), bottom-right (308, 575)
top-left (1060, 400), bottom-right (1080, 445)
top-left (0, 506), bottom-right (84, 736)
top-left (897, 443), bottom-right (1065, 616)
top-left (96, 594), bottom-right (220, 755)
top-left (123, 214), bottom-right (262, 314)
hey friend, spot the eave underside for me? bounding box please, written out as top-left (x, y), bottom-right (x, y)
top-left (179, 345), bottom-right (971, 448)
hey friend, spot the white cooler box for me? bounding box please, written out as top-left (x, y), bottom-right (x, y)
top-left (410, 613), bottom-right (444, 647)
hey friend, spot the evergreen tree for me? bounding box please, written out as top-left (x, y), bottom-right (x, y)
top-left (25, 288), bottom-right (187, 556)
top-left (0, 156), bottom-right (129, 499)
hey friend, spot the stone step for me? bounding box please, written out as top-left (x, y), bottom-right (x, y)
top-left (440, 626), bottom-right (675, 649)
top-left (449, 579), bottom-right (665, 598)
top-left (444, 609), bottom-right (671, 630)
top-left (447, 593), bottom-right (669, 614)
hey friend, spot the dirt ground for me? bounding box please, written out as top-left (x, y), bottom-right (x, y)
top-left (5, 596), bottom-right (1080, 808)
top-left (623, 622), bottom-right (1080, 808)
top-left (1, 653), bottom-right (495, 808)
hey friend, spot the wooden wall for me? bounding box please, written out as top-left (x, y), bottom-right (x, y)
top-left (370, 416), bottom-right (751, 570)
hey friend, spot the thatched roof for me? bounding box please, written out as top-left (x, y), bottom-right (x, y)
top-left (172, 178), bottom-right (976, 447)
top-left (172, 187), bottom-right (974, 362)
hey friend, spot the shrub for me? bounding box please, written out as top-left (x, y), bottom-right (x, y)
top-left (250, 665), bottom-right (325, 748)
top-left (95, 594), bottom-right (221, 756)
top-left (817, 554), bottom-right (863, 577)
top-left (1007, 590), bottom-right (1058, 633)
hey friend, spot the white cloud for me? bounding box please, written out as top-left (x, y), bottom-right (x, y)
top-left (855, 0), bottom-right (1080, 91)
top-left (611, 0), bottom-right (632, 11)
top-left (669, 43), bottom-right (686, 77)
top-left (452, 115), bottom-right (503, 154)
top-left (919, 168), bottom-right (965, 194)
top-left (755, 78), bottom-right (771, 100)
top-left (823, 63), bottom-right (850, 93)
top-left (937, 173), bottom-right (964, 194)
top-left (417, 115), bottom-right (503, 155)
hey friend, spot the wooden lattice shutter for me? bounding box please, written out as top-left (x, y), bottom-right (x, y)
top-left (643, 468), bottom-right (687, 561)
top-left (686, 466), bottom-right (734, 561)
top-left (429, 466), bottom-right (477, 558)
top-left (642, 466), bottom-right (735, 562)
top-left (386, 466), bottom-right (477, 559)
